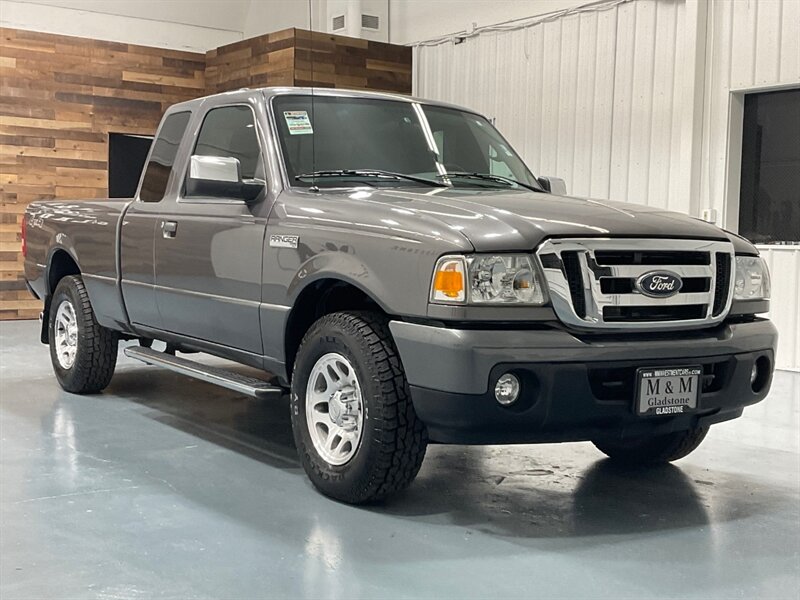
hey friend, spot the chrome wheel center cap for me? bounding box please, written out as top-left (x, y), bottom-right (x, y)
top-left (329, 386), bottom-right (358, 430)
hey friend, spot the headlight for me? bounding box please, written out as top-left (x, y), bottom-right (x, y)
top-left (734, 256), bottom-right (771, 300)
top-left (430, 254), bottom-right (547, 305)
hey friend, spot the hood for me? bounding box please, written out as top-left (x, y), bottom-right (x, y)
top-left (353, 187), bottom-right (755, 254)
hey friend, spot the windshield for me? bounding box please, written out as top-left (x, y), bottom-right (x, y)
top-left (272, 94), bottom-right (541, 190)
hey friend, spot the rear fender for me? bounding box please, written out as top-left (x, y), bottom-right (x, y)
top-left (40, 243), bottom-right (81, 343)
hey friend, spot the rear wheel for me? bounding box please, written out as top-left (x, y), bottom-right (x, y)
top-left (593, 427), bottom-right (709, 465)
top-left (49, 275), bottom-right (118, 394)
top-left (290, 311), bottom-right (427, 504)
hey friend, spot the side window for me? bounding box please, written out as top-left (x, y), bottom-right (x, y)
top-left (139, 111), bottom-right (191, 203)
top-left (192, 106), bottom-right (262, 180)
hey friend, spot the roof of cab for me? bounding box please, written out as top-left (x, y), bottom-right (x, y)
top-left (165, 86), bottom-right (479, 116)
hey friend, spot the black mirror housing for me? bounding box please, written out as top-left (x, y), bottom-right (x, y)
top-left (537, 176), bottom-right (567, 196)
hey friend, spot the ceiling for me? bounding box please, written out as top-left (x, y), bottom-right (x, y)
top-left (6, 0), bottom-right (253, 33)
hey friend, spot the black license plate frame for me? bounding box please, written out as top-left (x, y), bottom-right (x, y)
top-left (635, 366), bottom-right (702, 417)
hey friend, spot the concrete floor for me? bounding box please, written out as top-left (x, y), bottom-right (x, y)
top-left (1, 320), bottom-right (798, 600)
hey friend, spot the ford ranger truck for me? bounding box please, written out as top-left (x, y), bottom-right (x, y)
top-left (23, 88), bottom-right (777, 504)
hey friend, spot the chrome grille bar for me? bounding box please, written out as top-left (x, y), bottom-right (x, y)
top-left (537, 238), bottom-right (736, 331)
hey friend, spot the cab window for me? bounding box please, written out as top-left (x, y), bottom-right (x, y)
top-left (191, 106), bottom-right (262, 180)
top-left (139, 111), bottom-right (191, 203)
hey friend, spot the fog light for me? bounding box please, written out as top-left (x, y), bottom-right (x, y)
top-left (751, 356), bottom-right (771, 393)
top-left (494, 373), bottom-right (521, 405)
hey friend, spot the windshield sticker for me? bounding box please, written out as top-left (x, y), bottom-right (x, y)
top-left (284, 111), bottom-right (313, 135)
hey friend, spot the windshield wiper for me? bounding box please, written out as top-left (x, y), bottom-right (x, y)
top-left (295, 169), bottom-right (447, 188)
top-left (439, 172), bottom-right (542, 192)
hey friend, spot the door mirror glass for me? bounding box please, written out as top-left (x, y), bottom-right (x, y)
top-left (537, 176), bottom-right (567, 196)
top-left (186, 155), bottom-right (264, 202)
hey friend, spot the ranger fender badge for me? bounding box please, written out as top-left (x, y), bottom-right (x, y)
top-left (269, 234), bottom-right (299, 249)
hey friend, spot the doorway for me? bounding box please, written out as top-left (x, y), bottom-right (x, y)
top-left (738, 89), bottom-right (800, 244)
top-left (108, 133), bottom-right (154, 198)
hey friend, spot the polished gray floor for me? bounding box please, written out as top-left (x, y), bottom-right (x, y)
top-left (1, 320), bottom-right (798, 600)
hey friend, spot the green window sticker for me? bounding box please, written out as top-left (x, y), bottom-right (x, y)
top-left (284, 110), bottom-right (313, 135)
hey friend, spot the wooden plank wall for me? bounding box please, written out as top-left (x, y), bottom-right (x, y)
top-left (293, 30), bottom-right (412, 93)
top-left (0, 27), bottom-right (205, 319)
top-left (0, 27), bottom-right (412, 320)
top-left (205, 29), bottom-right (412, 94)
top-left (205, 29), bottom-right (295, 93)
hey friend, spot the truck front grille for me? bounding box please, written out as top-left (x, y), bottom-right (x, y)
top-left (712, 253), bottom-right (732, 317)
top-left (537, 238), bottom-right (736, 331)
top-left (561, 251), bottom-right (586, 318)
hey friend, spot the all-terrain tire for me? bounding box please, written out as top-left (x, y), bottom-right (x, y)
top-left (49, 275), bottom-right (118, 393)
top-left (593, 427), bottom-right (709, 465)
top-left (290, 311), bottom-right (428, 504)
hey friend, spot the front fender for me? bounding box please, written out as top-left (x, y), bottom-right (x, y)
top-left (286, 249), bottom-right (394, 314)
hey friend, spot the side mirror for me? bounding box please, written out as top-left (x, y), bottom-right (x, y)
top-left (537, 176), bottom-right (567, 196)
top-left (185, 155), bottom-right (264, 202)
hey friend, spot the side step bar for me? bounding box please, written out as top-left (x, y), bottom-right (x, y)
top-left (124, 346), bottom-right (284, 399)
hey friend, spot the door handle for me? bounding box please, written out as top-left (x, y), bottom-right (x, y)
top-left (161, 220), bottom-right (177, 238)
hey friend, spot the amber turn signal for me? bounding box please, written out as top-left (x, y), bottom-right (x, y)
top-left (431, 257), bottom-right (466, 303)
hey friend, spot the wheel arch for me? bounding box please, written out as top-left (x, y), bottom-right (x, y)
top-left (47, 248), bottom-right (81, 295)
top-left (40, 248), bottom-right (82, 343)
top-left (283, 277), bottom-right (388, 379)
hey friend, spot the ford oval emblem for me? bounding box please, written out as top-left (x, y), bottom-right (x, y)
top-left (635, 271), bottom-right (683, 298)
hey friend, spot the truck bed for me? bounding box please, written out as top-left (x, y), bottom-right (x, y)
top-left (24, 199), bottom-right (131, 329)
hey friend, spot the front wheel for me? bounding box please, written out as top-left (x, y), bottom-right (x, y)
top-left (290, 311), bottom-right (427, 504)
top-left (593, 427), bottom-right (709, 465)
top-left (49, 275), bottom-right (118, 394)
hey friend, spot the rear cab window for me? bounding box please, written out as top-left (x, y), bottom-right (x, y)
top-left (139, 111), bottom-right (191, 203)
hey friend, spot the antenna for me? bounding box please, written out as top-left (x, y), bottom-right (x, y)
top-left (308, 0), bottom-right (317, 192)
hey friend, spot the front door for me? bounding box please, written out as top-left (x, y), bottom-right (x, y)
top-left (153, 105), bottom-right (267, 354)
top-left (121, 110), bottom-right (192, 329)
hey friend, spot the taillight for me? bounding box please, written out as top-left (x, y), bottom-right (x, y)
top-left (21, 217), bottom-right (26, 257)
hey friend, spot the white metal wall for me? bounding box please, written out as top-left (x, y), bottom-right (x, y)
top-left (701, 0), bottom-right (800, 228)
top-left (413, 0), bottom-right (800, 370)
top-left (704, 0), bottom-right (800, 372)
top-left (414, 0), bottom-right (689, 211)
top-left (759, 246), bottom-right (800, 373)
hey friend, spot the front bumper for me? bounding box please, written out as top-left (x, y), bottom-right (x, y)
top-left (389, 319), bottom-right (777, 444)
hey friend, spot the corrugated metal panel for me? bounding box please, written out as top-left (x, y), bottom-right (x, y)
top-left (700, 0), bottom-right (800, 224)
top-left (413, 0), bottom-right (687, 210)
top-left (701, 0), bottom-right (800, 370)
top-left (759, 246), bottom-right (800, 372)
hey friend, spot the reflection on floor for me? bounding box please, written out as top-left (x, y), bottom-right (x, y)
top-left (1, 320), bottom-right (798, 599)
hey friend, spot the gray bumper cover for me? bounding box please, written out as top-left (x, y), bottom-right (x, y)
top-left (389, 319), bottom-right (778, 395)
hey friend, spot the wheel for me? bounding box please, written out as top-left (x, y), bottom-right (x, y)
top-left (290, 311), bottom-right (428, 504)
top-left (49, 275), bottom-right (118, 394)
top-left (593, 427), bottom-right (709, 465)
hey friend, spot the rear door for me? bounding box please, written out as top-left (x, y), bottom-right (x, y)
top-left (153, 102), bottom-right (267, 354)
top-left (121, 110), bottom-right (192, 328)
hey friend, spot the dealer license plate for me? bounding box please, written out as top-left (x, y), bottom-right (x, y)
top-left (635, 366), bottom-right (702, 417)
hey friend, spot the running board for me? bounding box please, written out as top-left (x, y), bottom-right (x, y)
top-left (124, 346), bottom-right (284, 399)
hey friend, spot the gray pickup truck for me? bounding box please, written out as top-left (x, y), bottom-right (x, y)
top-left (23, 87), bottom-right (777, 503)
